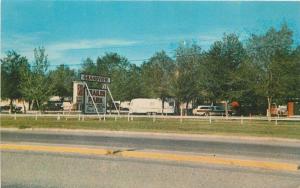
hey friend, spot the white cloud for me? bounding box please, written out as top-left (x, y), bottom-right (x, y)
top-left (1, 32), bottom-right (226, 65)
top-left (2, 33), bottom-right (46, 60)
top-left (143, 33), bottom-right (221, 50)
top-left (48, 39), bottom-right (139, 51)
top-left (2, 35), bottom-right (140, 64)
top-left (45, 39), bottom-right (140, 63)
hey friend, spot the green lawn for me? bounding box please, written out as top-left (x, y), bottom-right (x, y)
top-left (1, 116), bottom-right (300, 139)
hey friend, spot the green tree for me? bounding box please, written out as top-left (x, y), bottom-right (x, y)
top-left (173, 43), bottom-right (203, 113)
top-left (96, 53), bottom-right (130, 102)
top-left (233, 58), bottom-right (267, 115)
top-left (280, 46), bottom-right (300, 101)
top-left (21, 47), bottom-right (53, 110)
top-left (141, 51), bottom-right (175, 112)
top-left (203, 33), bottom-right (246, 103)
top-left (49, 65), bottom-right (77, 98)
top-left (124, 64), bottom-right (144, 100)
top-left (81, 53), bottom-right (131, 103)
top-left (246, 24), bottom-right (294, 118)
top-left (81, 57), bottom-right (96, 75)
top-left (1, 51), bottom-right (30, 112)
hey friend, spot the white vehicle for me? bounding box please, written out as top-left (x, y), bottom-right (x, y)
top-left (62, 102), bottom-right (73, 111)
top-left (192, 105), bottom-right (212, 116)
top-left (120, 101), bottom-right (131, 111)
top-left (129, 98), bottom-right (175, 114)
top-left (278, 105), bottom-right (288, 116)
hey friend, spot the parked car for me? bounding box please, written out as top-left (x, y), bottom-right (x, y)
top-left (209, 106), bottom-right (231, 116)
top-left (0, 105), bottom-right (22, 113)
top-left (193, 105), bottom-right (232, 116)
top-left (277, 105), bottom-right (288, 116)
top-left (192, 105), bottom-right (212, 116)
top-left (270, 104), bottom-right (288, 116)
top-left (44, 101), bottom-right (63, 111)
top-left (0, 105), bottom-right (11, 112)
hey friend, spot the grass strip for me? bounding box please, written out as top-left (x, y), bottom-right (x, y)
top-left (1, 116), bottom-right (300, 139)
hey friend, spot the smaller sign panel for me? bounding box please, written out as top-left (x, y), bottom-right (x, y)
top-left (84, 88), bottom-right (106, 114)
top-left (73, 81), bottom-right (85, 106)
top-left (76, 83), bottom-right (84, 104)
top-left (80, 74), bottom-right (111, 83)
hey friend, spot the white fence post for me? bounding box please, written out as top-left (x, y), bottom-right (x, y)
top-left (98, 114), bottom-right (101, 121)
top-left (57, 113), bottom-right (60, 120)
top-left (14, 113), bottom-right (17, 120)
top-left (209, 115), bottom-right (212, 124)
top-left (78, 114), bottom-right (81, 121)
top-left (35, 112), bottom-right (38, 120)
top-left (241, 115), bottom-right (243, 125)
top-left (180, 107), bottom-right (183, 123)
top-left (128, 113), bottom-right (130, 122)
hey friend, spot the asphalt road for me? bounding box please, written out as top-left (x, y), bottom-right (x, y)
top-left (2, 151), bottom-right (300, 188)
top-left (1, 130), bottom-right (300, 161)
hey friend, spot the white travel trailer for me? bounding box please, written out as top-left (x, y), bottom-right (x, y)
top-left (129, 98), bottom-right (175, 114)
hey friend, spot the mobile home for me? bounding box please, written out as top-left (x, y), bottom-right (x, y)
top-left (129, 98), bottom-right (174, 114)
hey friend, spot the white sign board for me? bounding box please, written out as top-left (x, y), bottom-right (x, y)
top-left (84, 88), bottom-right (106, 114)
top-left (80, 74), bottom-right (111, 83)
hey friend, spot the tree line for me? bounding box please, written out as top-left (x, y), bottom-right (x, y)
top-left (1, 24), bottom-right (300, 115)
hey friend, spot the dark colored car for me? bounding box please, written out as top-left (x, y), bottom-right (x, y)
top-left (0, 105), bottom-right (22, 113)
top-left (209, 106), bottom-right (232, 116)
top-left (44, 101), bottom-right (63, 111)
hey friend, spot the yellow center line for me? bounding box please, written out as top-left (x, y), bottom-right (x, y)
top-left (0, 143), bottom-right (109, 156)
top-left (1, 143), bottom-right (299, 172)
top-left (120, 151), bottom-right (299, 172)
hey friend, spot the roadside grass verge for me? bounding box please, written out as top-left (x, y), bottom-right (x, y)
top-left (1, 116), bottom-right (300, 139)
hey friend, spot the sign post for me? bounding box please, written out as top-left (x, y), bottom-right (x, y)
top-left (76, 73), bottom-right (119, 116)
top-left (107, 86), bottom-right (120, 116)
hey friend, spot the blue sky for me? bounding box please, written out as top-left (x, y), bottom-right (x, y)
top-left (1, 1), bottom-right (300, 68)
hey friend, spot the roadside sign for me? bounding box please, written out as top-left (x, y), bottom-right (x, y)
top-left (84, 88), bottom-right (106, 114)
top-left (73, 74), bottom-right (118, 115)
top-left (80, 74), bottom-right (111, 83)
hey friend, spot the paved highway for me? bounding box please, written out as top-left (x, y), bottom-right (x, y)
top-left (1, 130), bottom-right (300, 187)
top-left (2, 151), bottom-right (300, 188)
top-left (1, 130), bottom-right (300, 161)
